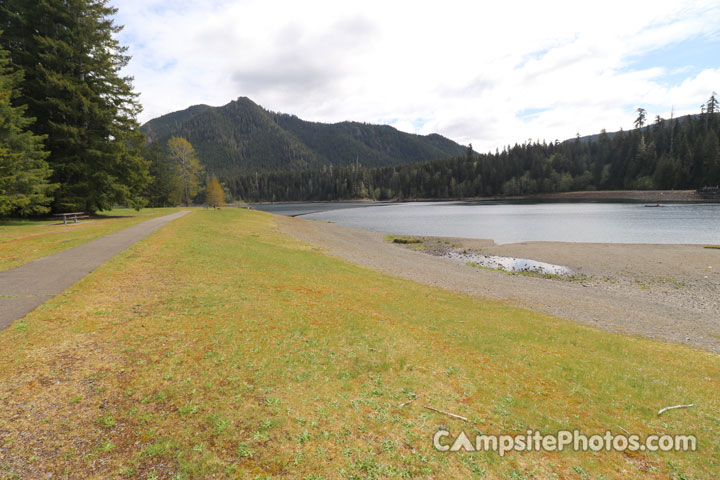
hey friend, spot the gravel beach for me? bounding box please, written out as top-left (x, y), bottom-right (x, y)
top-left (278, 215), bottom-right (720, 353)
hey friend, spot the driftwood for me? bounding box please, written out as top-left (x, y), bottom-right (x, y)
top-left (658, 404), bottom-right (694, 416)
top-left (423, 405), bottom-right (468, 422)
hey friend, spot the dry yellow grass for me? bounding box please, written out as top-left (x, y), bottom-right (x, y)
top-left (0, 209), bottom-right (717, 479)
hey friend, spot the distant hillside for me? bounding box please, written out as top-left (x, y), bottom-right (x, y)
top-left (225, 107), bottom-right (720, 202)
top-left (572, 114), bottom-right (698, 143)
top-left (141, 98), bottom-right (468, 175)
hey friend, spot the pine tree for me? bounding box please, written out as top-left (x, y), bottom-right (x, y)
top-left (634, 108), bottom-right (646, 129)
top-left (142, 143), bottom-right (176, 207)
top-left (205, 177), bottom-right (225, 207)
top-left (707, 93), bottom-right (718, 115)
top-left (0, 0), bottom-right (149, 212)
top-left (0, 38), bottom-right (55, 216)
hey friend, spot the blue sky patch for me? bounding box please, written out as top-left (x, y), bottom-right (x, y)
top-left (518, 108), bottom-right (550, 119)
top-left (623, 35), bottom-right (720, 86)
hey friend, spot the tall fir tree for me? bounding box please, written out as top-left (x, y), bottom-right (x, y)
top-left (0, 37), bottom-right (55, 216)
top-left (141, 142), bottom-right (176, 207)
top-left (634, 108), bottom-right (646, 129)
top-left (0, 0), bottom-right (149, 212)
top-left (707, 93), bottom-right (718, 115)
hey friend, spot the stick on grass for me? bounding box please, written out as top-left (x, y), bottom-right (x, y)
top-left (658, 404), bottom-right (694, 416)
top-left (423, 405), bottom-right (468, 422)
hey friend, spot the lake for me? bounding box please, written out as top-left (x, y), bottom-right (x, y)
top-left (252, 201), bottom-right (720, 245)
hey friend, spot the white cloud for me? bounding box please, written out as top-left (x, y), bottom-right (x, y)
top-left (112, 0), bottom-right (720, 153)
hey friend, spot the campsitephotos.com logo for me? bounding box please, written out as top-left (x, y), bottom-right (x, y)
top-left (433, 429), bottom-right (697, 457)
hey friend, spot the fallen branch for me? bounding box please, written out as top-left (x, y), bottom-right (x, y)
top-left (658, 404), bottom-right (694, 416)
top-left (397, 394), bottom-right (420, 408)
top-left (423, 405), bottom-right (468, 422)
top-left (616, 425), bottom-right (630, 435)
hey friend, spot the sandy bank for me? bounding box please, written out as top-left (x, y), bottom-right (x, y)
top-left (277, 215), bottom-right (720, 353)
top-left (525, 189), bottom-right (712, 202)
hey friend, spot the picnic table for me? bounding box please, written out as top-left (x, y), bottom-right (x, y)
top-left (53, 212), bottom-right (90, 224)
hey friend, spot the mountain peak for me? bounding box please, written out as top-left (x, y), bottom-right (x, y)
top-left (140, 99), bottom-right (467, 176)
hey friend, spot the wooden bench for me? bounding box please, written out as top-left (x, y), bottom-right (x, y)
top-left (53, 212), bottom-right (90, 224)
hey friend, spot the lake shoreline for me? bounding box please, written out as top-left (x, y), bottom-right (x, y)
top-left (251, 189), bottom-right (720, 205)
top-left (279, 214), bottom-right (720, 353)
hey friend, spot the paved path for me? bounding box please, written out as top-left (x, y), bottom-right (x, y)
top-left (0, 211), bottom-right (189, 330)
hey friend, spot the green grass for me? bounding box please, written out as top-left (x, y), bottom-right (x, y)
top-left (0, 208), bottom-right (181, 271)
top-left (385, 235), bottom-right (423, 245)
top-left (0, 209), bottom-right (717, 479)
top-left (704, 245), bottom-right (720, 250)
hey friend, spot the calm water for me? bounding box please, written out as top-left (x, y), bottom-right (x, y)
top-left (261, 201), bottom-right (720, 245)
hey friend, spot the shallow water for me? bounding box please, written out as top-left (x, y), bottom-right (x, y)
top-left (295, 201), bottom-right (720, 245)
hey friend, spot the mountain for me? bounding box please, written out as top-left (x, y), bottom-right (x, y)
top-left (141, 97), bottom-right (469, 176)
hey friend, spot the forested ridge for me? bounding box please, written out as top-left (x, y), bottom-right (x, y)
top-left (224, 102), bottom-right (720, 202)
top-left (140, 97), bottom-right (469, 176)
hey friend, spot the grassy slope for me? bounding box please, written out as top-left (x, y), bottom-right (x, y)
top-left (0, 208), bottom-right (181, 272)
top-left (0, 209), bottom-right (717, 479)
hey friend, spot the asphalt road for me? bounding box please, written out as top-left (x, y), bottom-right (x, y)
top-left (0, 210), bottom-right (189, 331)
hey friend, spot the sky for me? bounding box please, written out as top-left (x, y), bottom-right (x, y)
top-left (112, 0), bottom-right (720, 153)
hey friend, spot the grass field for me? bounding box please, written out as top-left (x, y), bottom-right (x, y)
top-left (0, 208), bottom-right (181, 272)
top-left (0, 209), bottom-right (718, 479)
